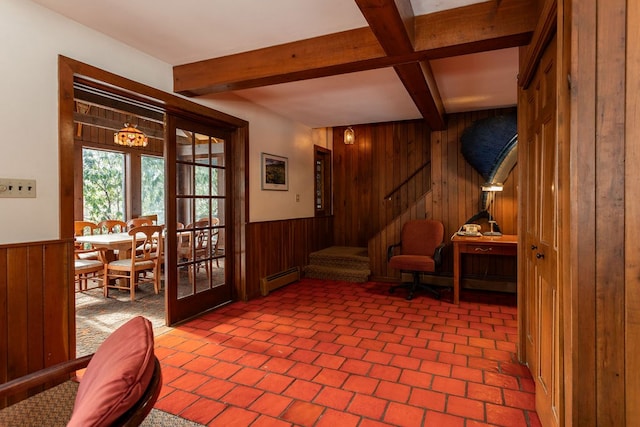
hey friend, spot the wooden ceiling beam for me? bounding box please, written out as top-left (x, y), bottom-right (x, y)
top-left (173, 0), bottom-right (536, 97)
top-left (174, 27), bottom-right (386, 96)
top-left (413, 0), bottom-right (537, 57)
top-left (356, 0), bottom-right (445, 129)
top-left (394, 62), bottom-right (445, 129)
top-left (355, 0), bottom-right (415, 56)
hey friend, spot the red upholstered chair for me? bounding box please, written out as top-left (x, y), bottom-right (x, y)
top-left (388, 219), bottom-right (446, 300)
top-left (0, 316), bottom-right (161, 426)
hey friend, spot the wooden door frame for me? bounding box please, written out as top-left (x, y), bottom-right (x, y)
top-left (58, 56), bottom-right (249, 313)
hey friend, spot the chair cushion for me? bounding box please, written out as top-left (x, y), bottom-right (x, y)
top-left (108, 258), bottom-right (155, 269)
top-left (74, 259), bottom-right (103, 272)
top-left (67, 316), bottom-right (155, 427)
top-left (389, 254), bottom-right (436, 272)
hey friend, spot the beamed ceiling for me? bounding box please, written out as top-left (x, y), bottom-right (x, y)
top-left (33, 0), bottom-right (537, 128)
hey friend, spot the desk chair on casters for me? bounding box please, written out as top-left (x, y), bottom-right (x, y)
top-left (388, 219), bottom-right (446, 300)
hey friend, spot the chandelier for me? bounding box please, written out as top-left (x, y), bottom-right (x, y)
top-left (114, 123), bottom-right (148, 147)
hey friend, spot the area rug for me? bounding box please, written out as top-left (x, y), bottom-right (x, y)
top-left (0, 380), bottom-right (204, 427)
top-left (76, 282), bottom-right (169, 356)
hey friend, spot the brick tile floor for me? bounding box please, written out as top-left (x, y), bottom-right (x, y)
top-left (154, 279), bottom-right (541, 426)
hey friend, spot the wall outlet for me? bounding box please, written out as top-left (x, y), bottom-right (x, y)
top-left (0, 178), bottom-right (36, 198)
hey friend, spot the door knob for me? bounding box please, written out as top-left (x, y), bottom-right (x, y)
top-left (531, 245), bottom-right (537, 250)
top-left (536, 252), bottom-right (544, 259)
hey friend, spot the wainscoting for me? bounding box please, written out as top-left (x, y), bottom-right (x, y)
top-left (0, 239), bottom-right (75, 408)
top-left (245, 216), bottom-right (333, 300)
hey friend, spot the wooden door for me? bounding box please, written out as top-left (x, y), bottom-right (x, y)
top-left (165, 115), bottom-right (232, 324)
top-left (520, 35), bottom-right (561, 427)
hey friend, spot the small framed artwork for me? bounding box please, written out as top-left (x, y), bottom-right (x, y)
top-left (261, 152), bottom-right (288, 191)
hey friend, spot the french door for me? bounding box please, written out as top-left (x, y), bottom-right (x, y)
top-left (165, 115), bottom-right (232, 324)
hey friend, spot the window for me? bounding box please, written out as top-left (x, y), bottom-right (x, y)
top-left (141, 155), bottom-right (165, 224)
top-left (314, 145), bottom-right (332, 216)
top-left (82, 148), bottom-right (125, 222)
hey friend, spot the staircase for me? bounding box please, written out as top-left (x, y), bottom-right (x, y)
top-left (303, 246), bottom-right (371, 283)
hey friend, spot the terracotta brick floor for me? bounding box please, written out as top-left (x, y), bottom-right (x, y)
top-left (153, 278), bottom-right (541, 427)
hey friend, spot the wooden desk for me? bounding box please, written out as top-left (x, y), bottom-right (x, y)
top-left (451, 234), bottom-right (518, 304)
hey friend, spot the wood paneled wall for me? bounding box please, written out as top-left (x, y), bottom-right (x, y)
top-left (0, 239), bottom-right (75, 408)
top-left (333, 108), bottom-right (518, 283)
top-left (246, 216), bottom-right (333, 300)
top-left (429, 109), bottom-right (518, 279)
top-left (333, 121), bottom-right (431, 248)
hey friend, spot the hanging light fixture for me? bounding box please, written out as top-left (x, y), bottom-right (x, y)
top-left (114, 123), bottom-right (148, 147)
top-left (344, 126), bottom-right (355, 145)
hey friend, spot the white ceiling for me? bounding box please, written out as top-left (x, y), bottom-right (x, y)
top-left (32, 0), bottom-right (518, 128)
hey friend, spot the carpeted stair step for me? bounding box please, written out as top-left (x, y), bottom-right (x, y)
top-left (303, 264), bottom-right (371, 283)
top-left (308, 246), bottom-right (370, 270)
top-left (304, 246), bottom-right (371, 282)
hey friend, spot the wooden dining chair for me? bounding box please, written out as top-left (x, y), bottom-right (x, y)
top-left (126, 217), bottom-right (153, 230)
top-left (178, 219), bottom-right (211, 285)
top-left (97, 219), bottom-right (127, 234)
top-left (103, 225), bottom-right (163, 301)
top-left (73, 220), bottom-right (104, 291)
top-left (210, 217), bottom-right (221, 268)
top-left (74, 220), bottom-right (100, 237)
top-left (138, 214), bottom-right (158, 225)
top-left (74, 220), bottom-right (100, 259)
top-left (74, 258), bottom-right (104, 293)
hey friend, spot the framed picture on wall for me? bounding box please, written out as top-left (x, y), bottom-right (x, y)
top-left (261, 152), bottom-right (288, 191)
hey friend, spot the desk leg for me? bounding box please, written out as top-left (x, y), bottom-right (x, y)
top-left (453, 243), bottom-right (460, 304)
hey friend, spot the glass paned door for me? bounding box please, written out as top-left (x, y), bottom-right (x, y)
top-left (165, 115), bottom-right (231, 324)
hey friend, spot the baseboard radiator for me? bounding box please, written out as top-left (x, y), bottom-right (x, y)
top-left (260, 266), bottom-right (300, 296)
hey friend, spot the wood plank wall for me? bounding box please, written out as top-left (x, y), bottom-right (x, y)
top-left (333, 108), bottom-right (518, 283)
top-left (333, 121), bottom-right (431, 248)
top-left (245, 216), bottom-right (333, 300)
top-left (0, 239), bottom-right (75, 408)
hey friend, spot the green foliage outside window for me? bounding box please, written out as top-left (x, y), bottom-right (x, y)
top-left (141, 155), bottom-right (165, 224)
top-left (82, 148), bottom-right (124, 222)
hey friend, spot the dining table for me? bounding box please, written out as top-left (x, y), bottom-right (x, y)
top-left (75, 232), bottom-right (138, 262)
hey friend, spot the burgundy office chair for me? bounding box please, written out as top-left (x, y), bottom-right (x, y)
top-left (388, 219), bottom-right (446, 300)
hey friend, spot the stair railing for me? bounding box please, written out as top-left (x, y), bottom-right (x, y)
top-left (383, 160), bottom-right (431, 201)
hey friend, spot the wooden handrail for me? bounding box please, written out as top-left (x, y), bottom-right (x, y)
top-left (383, 160), bottom-right (431, 200)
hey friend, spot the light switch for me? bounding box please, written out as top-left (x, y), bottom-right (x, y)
top-left (0, 178), bottom-right (36, 198)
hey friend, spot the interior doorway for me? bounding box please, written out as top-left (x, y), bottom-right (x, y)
top-left (59, 56), bottom-right (248, 356)
top-left (73, 83), bottom-right (168, 355)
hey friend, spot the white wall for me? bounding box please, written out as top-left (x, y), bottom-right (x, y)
top-left (199, 93), bottom-right (316, 222)
top-left (0, 0), bottom-right (316, 244)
